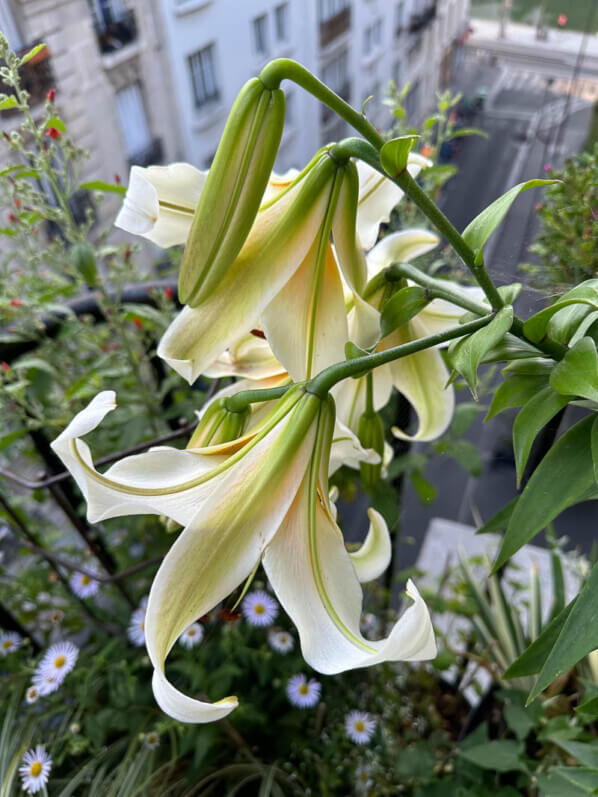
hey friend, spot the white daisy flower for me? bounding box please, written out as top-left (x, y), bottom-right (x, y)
top-left (241, 590), bottom-right (278, 627)
top-left (38, 641), bottom-right (79, 682)
top-left (25, 686), bottom-right (39, 704)
top-left (345, 711), bottom-right (376, 744)
top-left (268, 630), bottom-right (294, 654)
top-left (127, 606), bottom-right (146, 647)
top-left (19, 745), bottom-right (52, 794)
top-left (31, 672), bottom-right (61, 696)
top-left (144, 731), bottom-right (160, 750)
top-left (178, 622), bottom-right (204, 648)
top-left (0, 631), bottom-right (22, 656)
top-left (129, 542), bottom-right (145, 558)
top-left (356, 764), bottom-right (374, 791)
top-left (286, 674), bottom-right (321, 708)
top-left (69, 570), bottom-right (100, 598)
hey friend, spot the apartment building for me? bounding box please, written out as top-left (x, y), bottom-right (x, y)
top-left (156, 0), bottom-right (471, 172)
top-left (0, 0), bottom-right (177, 222)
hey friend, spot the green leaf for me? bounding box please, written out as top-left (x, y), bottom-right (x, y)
top-left (485, 374), bottom-right (548, 421)
top-left (535, 771), bottom-right (590, 797)
top-left (0, 96), bottom-right (18, 110)
top-left (550, 337), bottom-right (598, 403)
top-left (380, 286), bottom-right (429, 337)
top-left (493, 415), bottom-right (596, 572)
top-left (79, 180), bottom-right (127, 195)
top-left (458, 740), bottom-right (526, 773)
top-left (0, 428), bottom-right (28, 452)
top-left (462, 179), bottom-right (558, 257)
top-left (503, 357), bottom-right (553, 377)
top-left (549, 767), bottom-right (598, 793)
top-left (450, 306), bottom-right (513, 397)
top-left (504, 599), bottom-right (575, 678)
top-left (380, 134), bottom-right (419, 177)
top-left (435, 439), bottom-right (482, 476)
top-left (556, 741), bottom-right (598, 769)
top-left (512, 386), bottom-right (570, 486)
top-left (449, 127), bottom-right (489, 139)
top-left (528, 561), bottom-right (598, 703)
top-left (20, 43), bottom-right (47, 64)
top-left (503, 699), bottom-right (536, 740)
top-left (576, 695), bottom-right (598, 720)
top-left (45, 116), bottom-right (66, 132)
top-left (523, 284), bottom-right (598, 344)
top-left (409, 470), bottom-right (437, 504)
top-left (476, 496), bottom-right (518, 535)
top-left (450, 401), bottom-right (484, 437)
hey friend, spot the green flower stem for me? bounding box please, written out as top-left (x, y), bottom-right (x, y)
top-left (224, 385), bottom-right (291, 413)
top-left (365, 372), bottom-right (374, 415)
top-left (258, 59), bottom-right (385, 150)
top-left (306, 314), bottom-right (495, 398)
top-left (388, 263), bottom-right (491, 315)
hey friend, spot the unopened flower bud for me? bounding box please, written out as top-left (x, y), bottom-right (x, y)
top-left (357, 410), bottom-right (385, 491)
top-left (187, 398), bottom-right (250, 448)
top-left (69, 241), bottom-right (97, 285)
top-left (178, 78), bottom-right (285, 307)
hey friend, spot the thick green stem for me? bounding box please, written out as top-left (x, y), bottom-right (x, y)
top-left (224, 385), bottom-right (291, 413)
top-left (307, 315), bottom-right (495, 398)
top-left (259, 59), bottom-right (385, 150)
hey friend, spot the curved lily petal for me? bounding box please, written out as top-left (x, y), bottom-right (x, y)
top-left (261, 168), bottom-right (300, 204)
top-left (418, 282), bottom-right (486, 337)
top-left (333, 367), bottom-right (393, 433)
top-left (349, 509), bottom-right (392, 583)
top-left (388, 317), bottom-right (455, 441)
top-left (158, 173), bottom-right (336, 384)
top-left (329, 419), bottom-right (380, 475)
top-left (263, 478), bottom-right (436, 674)
top-left (115, 163), bottom-right (207, 247)
top-left (262, 242), bottom-right (348, 380)
top-left (366, 229), bottom-right (440, 280)
top-left (356, 155), bottom-right (431, 251)
top-left (350, 294), bottom-right (382, 350)
top-left (145, 394), bottom-right (321, 723)
top-left (203, 332), bottom-right (286, 380)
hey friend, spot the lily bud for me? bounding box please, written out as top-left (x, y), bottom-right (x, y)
top-left (70, 241), bottom-right (97, 285)
top-left (179, 78), bottom-right (285, 307)
top-left (187, 399), bottom-right (250, 448)
top-left (357, 410), bottom-right (385, 490)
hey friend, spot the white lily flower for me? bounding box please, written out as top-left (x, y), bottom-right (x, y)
top-left (115, 163), bottom-right (207, 248)
top-left (52, 390), bottom-right (435, 723)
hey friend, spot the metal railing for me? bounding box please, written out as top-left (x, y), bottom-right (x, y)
top-left (319, 7), bottom-right (351, 47)
top-left (93, 8), bottom-right (138, 55)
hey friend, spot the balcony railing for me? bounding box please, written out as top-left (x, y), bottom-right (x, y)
top-left (93, 8), bottom-right (138, 55)
top-left (321, 82), bottom-right (350, 124)
top-left (1, 43), bottom-right (54, 114)
top-left (319, 7), bottom-right (351, 47)
top-left (409, 2), bottom-right (437, 34)
top-left (128, 137), bottom-right (163, 169)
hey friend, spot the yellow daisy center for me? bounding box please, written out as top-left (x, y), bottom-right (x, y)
top-left (355, 721), bottom-right (365, 732)
top-left (54, 655), bottom-right (66, 668)
top-left (30, 762), bottom-right (42, 777)
top-left (2, 640), bottom-right (12, 650)
top-left (298, 683), bottom-right (309, 695)
top-left (254, 604), bottom-right (265, 614)
top-left (188, 629), bottom-right (196, 636)
top-left (81, 575), bottom-right (91, 585)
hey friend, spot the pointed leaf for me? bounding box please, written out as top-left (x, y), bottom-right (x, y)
top-left (0, 96), bottom-right (18, 110)
top-left (512, 386), bottom-right (570, 486)
top-left (380, 286), bottom-right (429, 338)
top-left (550, 337), bottom-right (598, 403)
top-left (458, 740), bottom-right (526, 773)
top-left (503, 599), bottom-right (575, 679)
top-left (592, 420), bottom-right (598, 484)
top-left (493, 415), bottom-right (596, 572)
top-left (485, 374), bottom-right (548, 421)
top-left (79, 180), bottom-right (127, 195)
top-left (528, 561), bottom-right (598, 702)
top-left (450, 306), bottom-right (513, 396)
top-left (449, 127), bottom-right (489, 139)
top-left (380, 135), bottom-right (418, 177)
top-left (20, 43), bottom-right (47, 64)
top-left (576, 695), bottom-right (598, 720)
top-left (555, 741), bottom-right (598, 769)
top-left (523, 283), bottom-right (598, 343)
top-left (462, 179), bottom-right (559, 256)
top-left (45, 117), bottom-right (66, 132)
top-left (476, 496), bottom-right (518, 535)
top-left (549, 767), bottom-right (598, 793)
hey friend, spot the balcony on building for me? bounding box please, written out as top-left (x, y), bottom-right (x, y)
top-left (127, 137), bottom-right (163, 169)
top-left (319, 6), bottom-right (351, 48)
top-left (1, 43), bottom-right (54, 115)
top-left (93, 7), bottom-right (138, 55)
top-left (408, 2), bottom-right (437, 34)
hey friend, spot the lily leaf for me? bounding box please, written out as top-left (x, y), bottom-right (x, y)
top-left (527, 561), bottom-right (598, 703)
top-left (523, 282), bottom-right (598, 343)
top-left (550, 337), bottom-right (598, 403)
top-left (493, 415), bottom-right (597, 572)
top-left (485, 374), bottom-right (548, 421)
top-left (512, 386), bottom-right (570, 486)
top-left (450, 306), bottom-right (513, 397)
top-left (503, 599), bottom-right (575, 678)
top-left (380, 286), bottom-right (429, 338)
top-left (475, 496), bottom-right (518, 535)
top-left (380, 135), bottom-right (419, 177)
top-left (462, 179), bottom-right (558, 258)
top-left (79, 180), bottom-right (126, 195)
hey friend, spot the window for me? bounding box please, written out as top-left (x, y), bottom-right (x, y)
top-left (115, 83), bottom-right (152, 160)
top-left (318, 0), bottom-right (350, 23)
top-left (188, 44), bottom-right (219, 108)
top-left (395, 1), bottom-right (404, 33)
top-left (363, 18), bottom-right (382, 55)
top-left (274, 3), bottom-right (289, 42)
top-left (0, 0), bottom-right (23, 50)
top-left (322, 51), bottom-right (349, 96)
top-left (88, 0), bottom-right (128, 27)
top-left (253, 14), bottom-right (268, 56)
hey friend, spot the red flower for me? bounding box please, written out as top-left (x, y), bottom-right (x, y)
top-left (133, 317), bottom-right (143, 329)
top-left (45, 127), bottom-right (61, 140)
top-left (1, 362), bottom-right (9, 373)
top-left (13, 198), bottom-right (21, 209)
top-left (164, 286), bottom-right (174, 300)
top-left (557, 14), bottom-right (567, 26)
top-left (218, 608), bottom-right (241, 623)
top-left (46, 88), bottom-right (56, 102)
top-left (114, 173), bottom-right (121, 185)
top-left (7, 212), bottom-right (17, 223)
top-left (10, 299), bottom-right (22, 307)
